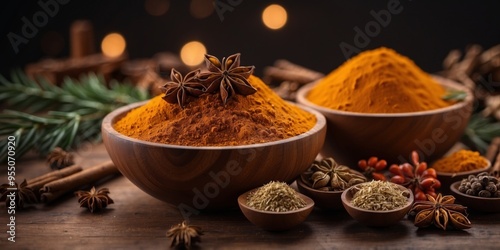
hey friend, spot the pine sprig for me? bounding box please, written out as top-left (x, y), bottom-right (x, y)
top-left (0, 71), bottom-right (149, 162)
top-left (462, 114), bottom-right (500, 153)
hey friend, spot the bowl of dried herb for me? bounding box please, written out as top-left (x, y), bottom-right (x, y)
top-left (341, 180), bottom-right (414, 227)
top-left (237, 181), bottom-right (315, 231)
top-left (102, 54), bottom-right (326, 210)
top-left (296, 47), bottom-right (473, 167)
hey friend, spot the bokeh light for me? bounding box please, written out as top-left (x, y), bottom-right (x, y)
top-left (101, 33), bottom-right (126, 58)
top-left (262, 4), bottom-right (288, 30)
top-left (180, 41), bottom-right (207, 66)
top-left (190, 0), bottom-right (214, 19)
top-left (144, 0), bottom-right (170, 16)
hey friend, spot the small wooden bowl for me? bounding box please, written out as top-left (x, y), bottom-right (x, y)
top-left (341, 183), bottom-right (414, 227)
top-left (296, 178), bottom-right (344, 210)
top-left (436, 160), bottom-right (491, 192)
top-left (237, 188), bottom-right (315, 231)
top-left (102, 101), bottom-right (326, 209)
top-left (296, 76), bottom-right (473, 166)
top-left (450, 181), bottom-right (500, 213)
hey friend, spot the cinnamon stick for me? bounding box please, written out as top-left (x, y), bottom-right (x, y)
top-left (485, 137), bottom-right (500, 163)
top-left (274, 60), bottom-right (324, 79)
top-left (41, 160), bottom-right (118, 193)
top-left (491, 152), bottom-right (500, 178)
top-left (263, 66), bottom-right (322, 84)
top-left (26, 164), bottom-right (82, 190)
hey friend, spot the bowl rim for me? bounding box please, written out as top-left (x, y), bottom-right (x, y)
top-left (296, 75), bottom-right (473, 117)
top-left (449, 180), bottom-right (500, 200)
top-left (340, 182), bottom-right (415, 214)
top-left (296, 177), bottom-right (344, 194)
top-left (237, 187), bottom-right (315, 215)
top-left (102, 100), bottom-right (326, 150)
top-left (435, 159), bottom-right (491, 177)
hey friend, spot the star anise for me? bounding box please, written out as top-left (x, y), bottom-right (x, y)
top-left (198, 53), bottom-right (256, 104)
top-left (408, 193), bottom-right (472, 230)
top-left (166, 220), bottom-right (203, 249)
top-left (0, 179), bottom-right (38, 209)
top-left (75, 186), bottom-right (114, 213)
top-left (161, 68), bottom-right (205, 108)
top-left (47, 147), bottom-right (75, 169)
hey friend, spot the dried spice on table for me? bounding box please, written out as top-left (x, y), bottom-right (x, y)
top-left (457, 172), bottom-right (500, 197)
top-left (408, 193), bottom-right (472, 230)
top-left (75, 186), bottom-right (114, 213)
top-left (47, 147), bottom-right (75, 170)
top-left (389, 151), bottom-right (441, 201)
top-left (0, 179), bottom-right (37, 209)
top-left (357, 156), bottom-right (388, 181)
top-left (301, 157), bottom-right (367, 191)
top-left (246, 181), bottom-right (306, 212)
top-left (166, 221), bottom-right (203, 249)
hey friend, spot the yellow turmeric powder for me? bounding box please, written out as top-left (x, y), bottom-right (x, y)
top-left (431, 150), bottom-right (489, 173)
top-left (307, 47), bottom-right (454, 113)
top-left (114, 75), bottom-right (316, 146)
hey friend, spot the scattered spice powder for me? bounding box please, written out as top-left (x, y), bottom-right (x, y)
top-left (114, 75), bottom-right (316, 146)
top-left (351, 180), bottom-right (410, 211)
top-left (431, 149), bottom-right (489, 173)
top-left (246, 181), bottom-right (306, 212)
top-left (307, 47), bottom-right (454, 113)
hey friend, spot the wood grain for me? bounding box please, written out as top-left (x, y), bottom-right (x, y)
top-left (0, 144), bottom-right (499, 249)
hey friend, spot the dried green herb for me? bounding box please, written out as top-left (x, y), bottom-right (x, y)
top-left (351, 181), bottom-right (410, 211)
top-left (246, 181), bottom-right (306, 212)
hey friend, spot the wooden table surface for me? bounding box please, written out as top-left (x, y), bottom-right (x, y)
top-left (1, 143), bottom-right (499, 250)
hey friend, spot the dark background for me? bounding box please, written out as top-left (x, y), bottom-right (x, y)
top-left (1, 0), bottom-right (499, 77)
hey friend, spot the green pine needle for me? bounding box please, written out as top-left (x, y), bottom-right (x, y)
top-left (442, 90), bottom-right (467, 101)
top-left (462, 114), bottom-right (500, 153)
top-left (0, 70), bottom-right (149, 162)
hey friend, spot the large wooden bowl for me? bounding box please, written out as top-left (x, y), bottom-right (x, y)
top-left (296, 76), bottom-right (473, 166)
top-left (102, 101), bottom-right (326, 210)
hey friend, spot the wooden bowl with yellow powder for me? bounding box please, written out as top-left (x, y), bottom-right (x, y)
top-left (102, 75), bottom-right (326, 209)
top-left (296, 47), bottom-right (474, 167)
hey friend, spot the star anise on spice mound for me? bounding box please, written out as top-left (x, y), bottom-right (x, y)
top-left (75, 186), bottom-right (114, 213)
top-left (0, 179), bottom-right (38, 209)
top-left (161, 68), bottom-right (205, 108)
top-left (47, 147), bottom-right (75, 169)
top-left (166, 220), bottom-right (203, 249)
top-left (198, 53), bottom-right (257, 104)
top-left (408, 193), bottom-right (472, 230)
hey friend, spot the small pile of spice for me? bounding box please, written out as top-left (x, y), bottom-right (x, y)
top-left (246, 181), bottom-right (306, 212)
top-left (307, 47), bottom-right (454, 113)
top-left (114, 75), bottom-right (316, 146)
top-left (351, 180), bottom-right (410, 211)
top-left (432, 150), bottom-right (489, 173)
